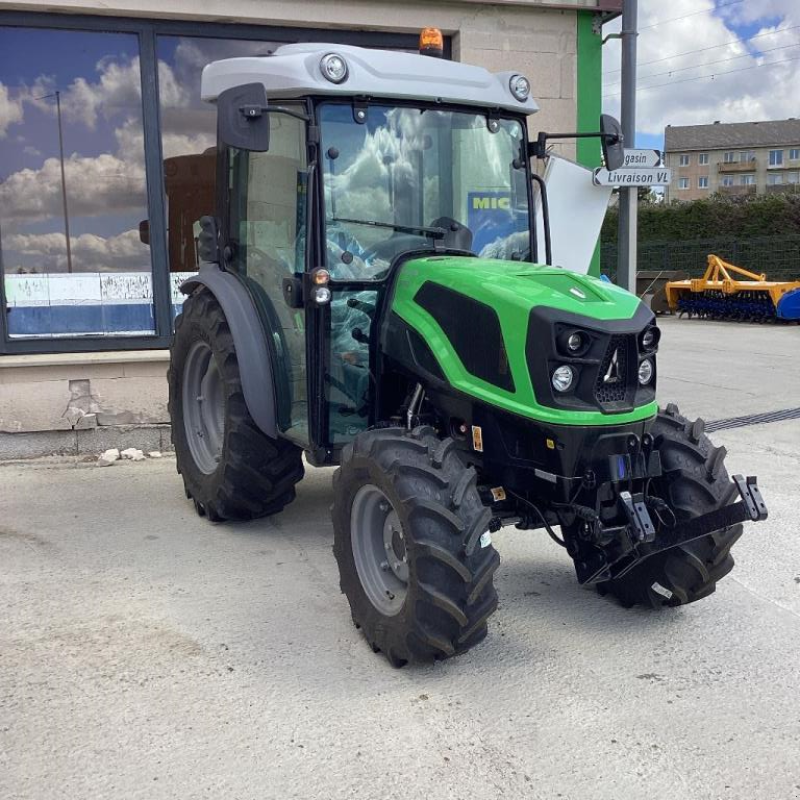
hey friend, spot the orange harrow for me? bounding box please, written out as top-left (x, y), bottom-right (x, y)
top-left (664, 254), bottom-right (800, 322)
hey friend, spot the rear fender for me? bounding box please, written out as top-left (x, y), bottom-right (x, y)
top-left (180, 264), bottom-right (277, 438)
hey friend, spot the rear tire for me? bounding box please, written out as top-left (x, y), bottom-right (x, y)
top-left (168, 288), bottom-right (304, 521)
top-left (598, 403), bottom-right (743, 608)
top-left (332, 426), bottom-right (500, 666)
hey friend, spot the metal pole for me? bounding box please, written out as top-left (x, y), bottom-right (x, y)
top-left (617, 0), bottom-right (638, 292)
top-left (55, 91), bottom-right (73, 274)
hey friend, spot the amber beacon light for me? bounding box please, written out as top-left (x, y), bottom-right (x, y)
top-left (419, 27), bottom-right (444, 58)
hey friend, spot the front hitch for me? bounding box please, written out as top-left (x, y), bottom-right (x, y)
top-left (573, 474), bottom-right (768, 585)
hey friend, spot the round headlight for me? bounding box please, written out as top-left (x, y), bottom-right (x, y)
top-left (314, 286), bottom-right (332, 304)
top-left (641, 326), bottom-right (661, 350)
top-left (509, 74), bottom-right (531, 102)
top-left (552, 365), bottom-right (575, 393)
top-left (567, 332), bottom-right (583, 352)
top-left (638, 359), bottom-right (654, 385)
top-left (320, 53), bottom-right (348, 84)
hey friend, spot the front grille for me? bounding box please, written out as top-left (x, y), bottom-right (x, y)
top-left (595, 335), bottom-right (629, 404)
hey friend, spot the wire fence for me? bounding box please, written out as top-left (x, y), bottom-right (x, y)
top-left (601, 236), bottom-right (800, 283)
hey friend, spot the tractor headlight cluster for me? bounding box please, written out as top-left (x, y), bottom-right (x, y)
top-left (638, 358), bottom-right (654, 385)
top-left (509, 74), bottom-right (531, 102)
top-left (311, 268), bottom-right (331, 304)
top-left (551, 365), bottom-right (575, 393)
top-left (320, 53), bottom-right (349, 84)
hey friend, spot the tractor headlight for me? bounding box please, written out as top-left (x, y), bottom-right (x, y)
top-left (640, 326), bottom-right (660, 351)
top-left (313, 286), bottom-right (332, 304)
top-left (552, 365), bottom-right (575, 392)
top-left (509, 74), bottom-right (531, 101)
top-left (638, 358), bottom-right (654, 385)
top-left (320, 53), bottom-right (349, 84)
top-left (567, 332), bottom-right (584, 352)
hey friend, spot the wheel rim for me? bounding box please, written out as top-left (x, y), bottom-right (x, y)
top-left (182, 340), bottom-right (225, 475)
top-left (350, 484), bottom-right (408, 616)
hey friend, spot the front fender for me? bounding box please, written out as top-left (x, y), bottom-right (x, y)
top-left (180, 264), bottom-right (277, 438)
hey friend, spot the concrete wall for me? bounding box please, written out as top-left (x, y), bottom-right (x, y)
top-left (0, 352), bottom-right (171, 458)
top-left (0, 0), bottom-right (602, 457)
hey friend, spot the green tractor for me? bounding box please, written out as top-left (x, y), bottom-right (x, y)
top-left (168, 40), bottom-right (767, 666)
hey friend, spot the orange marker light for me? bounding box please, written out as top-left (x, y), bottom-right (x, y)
top-left (419, 27), bottom-right (444, 58)
top-left (312, 268), bottom-right (330, 285)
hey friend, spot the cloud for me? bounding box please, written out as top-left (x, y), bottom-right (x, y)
top-left (29, 56), bottom-right (188, 130)
top-left (602, 0), bottom-right (800, 137)
top-left (0, 82), bottom-right (24, 138)
top-left (5, 229), bottom-right (150, 272)
top-left (114, 115), bottom-right (214, 162)
top-left (0, 153), bottom-right (146, 224)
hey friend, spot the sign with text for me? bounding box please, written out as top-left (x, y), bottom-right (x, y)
top-left (593, 167), bottom-right (672, 187)
top-left (623, 148), bottom-right (661, 168)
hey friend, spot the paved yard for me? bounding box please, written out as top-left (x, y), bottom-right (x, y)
top-left (1, 317), bottom-right (799, 800)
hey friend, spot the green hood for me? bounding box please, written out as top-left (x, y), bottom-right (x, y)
top-left (390, 256), bottom-right (657, 426)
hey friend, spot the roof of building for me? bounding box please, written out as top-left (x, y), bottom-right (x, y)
top-left (665, 119), bottom-right (800, 152)
top-left (201, 43), bottom-right (539, 115)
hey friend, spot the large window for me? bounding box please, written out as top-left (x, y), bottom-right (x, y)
top-left (769, 149), bottom-right (784, 167)
top-left (0, 14), bottom-right (426, 353)
top-left (0, 27), bottom-right (152, 340)
top-left (320, 104), bottom-right (530, 278)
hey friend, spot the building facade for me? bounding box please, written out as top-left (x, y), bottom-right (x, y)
top-left (664, 119), bottom-right (800, 203)
top-left (0, 0), bottom-right (620, 458)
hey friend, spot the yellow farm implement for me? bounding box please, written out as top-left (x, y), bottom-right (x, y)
top-left (665, 254), bottom-right (800, 322)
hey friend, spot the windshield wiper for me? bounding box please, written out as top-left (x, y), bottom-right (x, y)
top-left (331, 217), bottom-right (446, 239)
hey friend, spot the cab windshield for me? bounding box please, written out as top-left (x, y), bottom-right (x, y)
top-left (319, 104), bottom-right (531, 280)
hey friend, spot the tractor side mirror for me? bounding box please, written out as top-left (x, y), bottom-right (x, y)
top-left (197, 216), bottom-right (221, 264)
top-left (600, 114), bottom-right (624, 171)
top-left (217, 83), bottom-right (271, 152)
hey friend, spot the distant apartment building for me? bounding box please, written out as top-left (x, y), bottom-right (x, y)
top-left (664, 119), bottom-right (800, 202)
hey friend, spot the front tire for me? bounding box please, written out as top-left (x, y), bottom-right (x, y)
top-left (598, 404), bottom-right (743, 608)
top-left (168, 288), bottom-right (304, 521)
top-left (332, 426), bottom-right (500, 666)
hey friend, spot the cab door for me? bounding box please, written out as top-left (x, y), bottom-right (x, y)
top-left (223, 105), bottom-right (311, 447)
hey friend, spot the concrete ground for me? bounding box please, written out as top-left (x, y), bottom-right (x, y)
top-left (1, 317), bottom-right (799, 800)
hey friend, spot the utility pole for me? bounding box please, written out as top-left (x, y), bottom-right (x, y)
top-left (55, 91), bottom-right (74, 274)
top-left (617, 0), bottom-right (638, 292)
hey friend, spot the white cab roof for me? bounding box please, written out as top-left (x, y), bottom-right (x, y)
top-left (201, 42), bottom-right (539, 115)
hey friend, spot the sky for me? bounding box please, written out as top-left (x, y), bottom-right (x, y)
top-left (602, 0), bottom-right (800, 154)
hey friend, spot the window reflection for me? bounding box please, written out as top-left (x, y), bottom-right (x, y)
top-left (0, 27), bottom-right (153, 338)
top-left (155, 36), bottom-right (280, 319)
